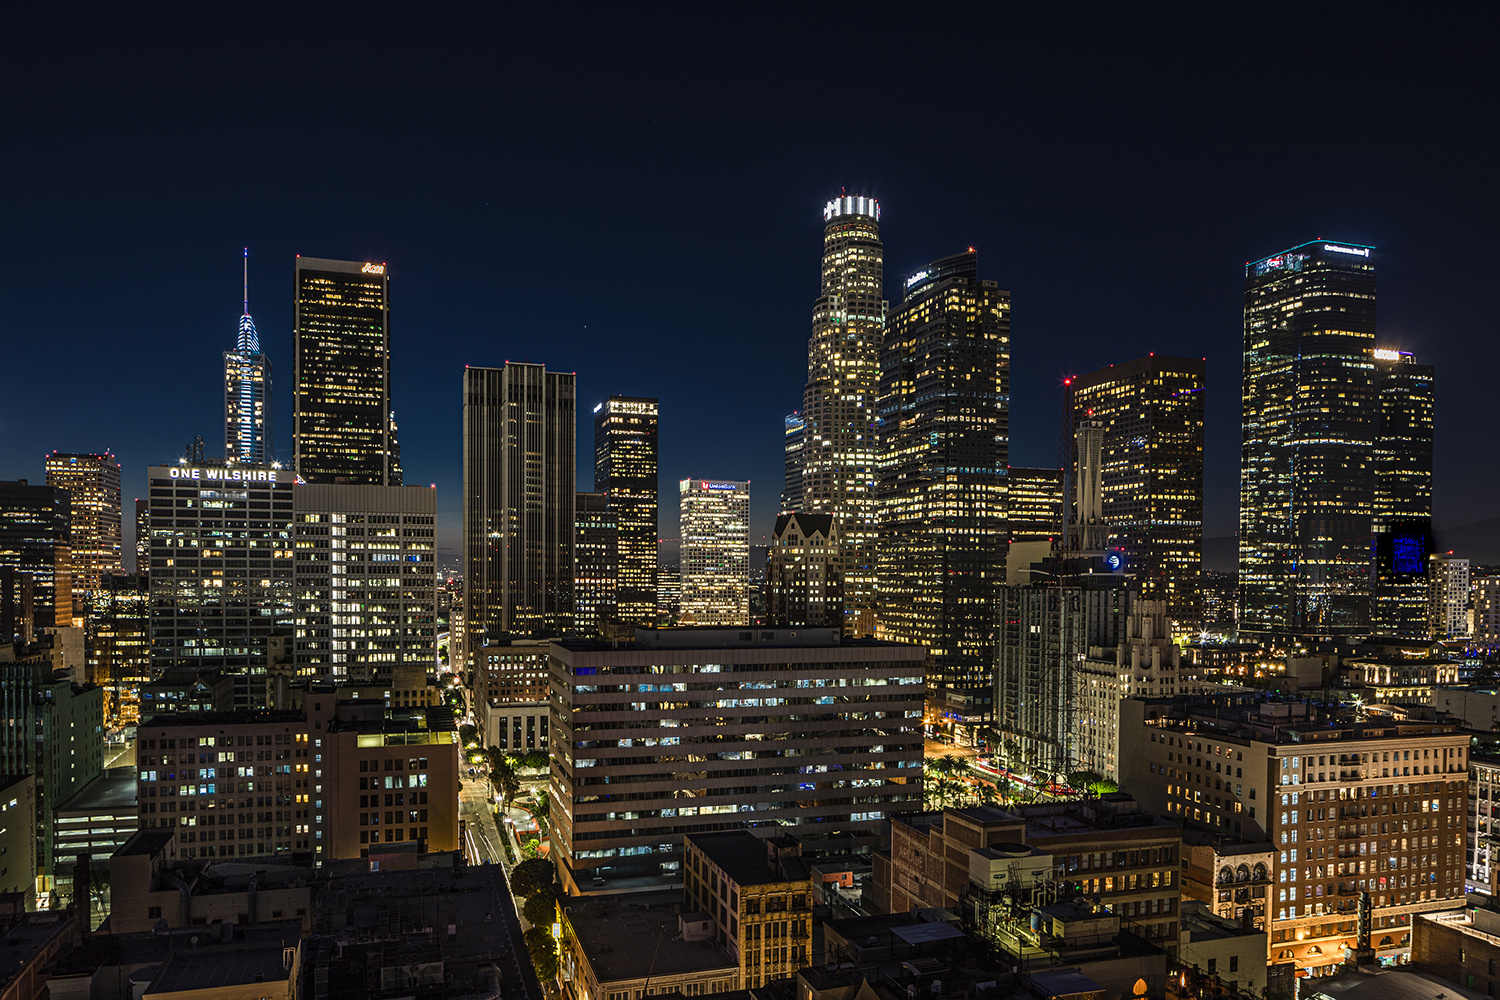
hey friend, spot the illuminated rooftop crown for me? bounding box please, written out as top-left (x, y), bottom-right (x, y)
top-left (824, 194), bottom-right (880, 223)
top-left (237, 247), bottom-right (260, 353)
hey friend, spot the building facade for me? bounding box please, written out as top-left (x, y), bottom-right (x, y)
top-left (679, 479), bottom-right (749, 626)
top-left (145, 463), bottom-right (296, 710)
top-left (462, 363), bottom-right (575, 654)
top-left (0, 479), bottom-right (73, 634)
top-left (225, 250), bottom-right (273, 465)
top-left (684, 832), bottom-right (815, 989)
top-left (593, 396), bottom-right (658, 629)
top-left (1071, 356), bottom-right (1204, 630)
top-left (803, 195), bottom-right (884, 636)
top-left (781, 411), bottom-right (805, 515)
top-left (549, 627), bottom-right (925, 894)
top-left (1429, 554), bottom-right (1470, 640)
top-left (878, 250), bottom-right (1009, 722)
top-left (765, 512), bottom-right (842, 628)
top-left (1369, 350), bottom-right (1436, 637)
top-left (290, 483), bottom-right (437, 683)
top-left (292, 257), bottom-right (397, 485)
top-left (44, 451), bottom-right (122, 599)
top-left (1119, 695), bottom-right (1470, 973)
top-left (573, 491), bottom-right (618, 638)
top-left (85, 573), bottom-right (151, 727)
top-left (1239, 240), bottom-right (1379, 641)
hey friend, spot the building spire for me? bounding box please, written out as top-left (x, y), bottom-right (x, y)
top-left (238, 247), bottom-right (260, 353)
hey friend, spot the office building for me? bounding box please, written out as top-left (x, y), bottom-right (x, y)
top-left (1071, 355), bottom-right (1205, 629)
top-left (1369, 350), bottom-right (1436, 637)
top-left (0, 775), bottom-right (36, 899)
top-left (683, 832), bottom-right (815, 988)
top-left (878, 250), bottom-right (1009, 723)
top-left (462, 363), bottom-right (575, 655)
top-left (44, 451), bottom-right (122, 599)
top-left (0, 641), bottom-right (102, 890)
top-left (1468, 752), bottom-right (1500, 894)
top-left (1119, 694), bottom-right (1469, 972)
top-left (561, 891), bottom-right (740, 998)
top-left (292, 256), bottom-right (398, 485)
top-left (1477, 576), bottom-right (1500, 650)
top-left (1006, 466), bottom-right (1063, 585)
top-left (802, 194), bottom-right (884, 636)
top-left (133, 497), bottom-right (148, 575)
top-left (1239, 240), bottom-right (1381, 640)
top-left (0, 479), bottom-right (73, 633)
top-left (573, 491), bottom-right (617, 638)
top-left (766, 511), bottom-right (842, 628)
top-left (146, 463), bottom-right (295, 709)
top-left (657, 563), bottom-right (681, 623)
top-left (85, 573), bottom-right (151, 727)
top-left (679, 479), bottom-right (749, 626)
top-left (593, 396), bottom-right (658, 628)
top-left (51, 766), bottom-right (138, 911)
top-left (290, 483), bottom-right (437, 683)
top-left (225, 249), bottom-right (273, 465)
top-left (549, 627), bottom-right (925, 893)
top-left (476, 637), bottom-right (550, 705)
top-left (781, 411), bottom-right (805, 514)
top-left (1429, 554), bottom-right (1470, 640)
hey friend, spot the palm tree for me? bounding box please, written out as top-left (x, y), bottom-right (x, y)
top-left (484, 747), bottom-right (521, 811)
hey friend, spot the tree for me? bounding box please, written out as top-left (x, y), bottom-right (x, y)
top-left (459, 724), bottom-right (479, 748)
top-left (523, 886), bottom-right (559, 926)
top-left (532, 787), bottom-right (551, 837)
top-left (520, 748), bottom-right (550, 771)
top-left (484, 747), bottom-right (521, 810)
top-left (524, 925), bottom-right (559, 980)
top-left (510, 856), bottom-right (555, 899)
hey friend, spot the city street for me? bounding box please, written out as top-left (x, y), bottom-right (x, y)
top-left (459, 774), bottom-right (516, 866)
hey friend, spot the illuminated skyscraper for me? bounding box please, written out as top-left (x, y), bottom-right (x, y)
top-left (593, 396), bottom-right (657, 628)
top-left (292, 257), bottom-right (398, 485)
top-left (225, 249), bottom-right (273, 465)
top-left (573, 491), bottom-right (618, 637)
top-left (462, 363), bottom-right (575, 659)
top-left (1238, 240), bottom-right (1378, 639)
top-left (0, 480), bottom-right (72, 633)
top-left (802, 195), bottom-right (883, 636)
top-left (1071, 355), bottom-right (1205, 630)
top-left (1369, 350), bottom-right (1435, 636)
top-left (44, 451), bottom-right (122, 597)
top-left (679, 479), bottom-right (749, 625)
top-left (781, 411), bottom-right (805, 514)
top-left (877, 251), bottom-right (1009, 726)
top-left (766, 511), bottom-right (842, 628)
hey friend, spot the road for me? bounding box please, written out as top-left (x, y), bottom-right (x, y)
top-left (460, 774), bottom-right (514, 865)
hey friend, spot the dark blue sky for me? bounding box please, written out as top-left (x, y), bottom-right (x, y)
top-left (4, 9), bottom-right (1496, 567)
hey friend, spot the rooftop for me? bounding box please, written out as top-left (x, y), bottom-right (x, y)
top-left (137, 710), bottom-right (303, 729)
top-left (55, 767), bottom-right (136, 816)
top-left (144, 921), bottom-right (300, 994)
top-left (689, 832), bottom-right (806, 887)
top-left (1180, 901), bottom-right (1264, 943)
top-left (114, 829), bottom-right (176, 858)
top-left (567, 890), bottom-right (736, 984)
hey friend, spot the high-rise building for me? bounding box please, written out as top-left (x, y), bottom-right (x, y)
top-left (1477, 576), bottom-right (1500, 650)
top-left (803, 194), bottom-right (884, 636)
top-left (1006, 467), bottom-right (1063, 586)
top-left (146, 463), bottom-right (296, 709)
top-left (878, 251), bottom-right (1010, 726)
top-left (593, 396), bottom-right (657, 628)
top-left (549, 626), bottom-right (925, 893)
top-left (462, 363), bottom-right (575, 656)
top-left (781, 411), bottom-right (805, 514)
top-left (134, 497), bottom-right (149, 575)
top-left (1238, 240), bottom-right (1378, 640)
top-left (766, 512), bottom-right (842, 628)
top-left (1071, 355), bottom-right (1205, 629)
top-left (1369, 350), bottom-right (1436, 637)
top-left (44, 451), bottom-right (122, 603)
top-left (679, 479), bottom-right (749, 626)
top-left (290, 484), bottom-right (437, 683)
top-left (0, 479), bottom-right (73, 632)
top-left (292, 257), bottom-right (397, 485)
top-left (85, 573), bottom-right (151, 727)
top-left (573, 491), bottom-right (618, 637)
top-left (1429, 554), bottom-right (1471, 639)
top-left (225, 249), bottom-right (273, 465)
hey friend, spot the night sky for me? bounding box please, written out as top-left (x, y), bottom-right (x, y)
top-left (5, 9), bottom-right (1497, 568)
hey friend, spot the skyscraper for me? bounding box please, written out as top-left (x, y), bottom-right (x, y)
top-left (1369, 350), bottom-right (1435, 636)
top-left (878, 251), bottom-right (1009, 728)
top-left (0, 479), bottom-right (72, 632)
top-left (766, 512), bottom-right (842, 628)
top-left (573, 491), bottom-right (618, 637)
top-left (802, 194), bottom-right (883, 636)
top-left (225, 249), bottom-right (273, 465)
top-left (781, 411), bottom-right (805, 514)
top-left (44, 451), bottom-right (122, 596)
top-left (462, 363), bottom-right (575, 659)
top-left (1429, 553), bottom-right (1470, 640)
top-left (679, 479), bottom-right (749, 625)
top-left (593, 396), bottom-right (657, 628)
top-left (292, 257), bottom-right (397, 485)
top-left (1239, 240), bottom-right (1378, 640)
top-left (1071, 355), bottom-right (1205, 630)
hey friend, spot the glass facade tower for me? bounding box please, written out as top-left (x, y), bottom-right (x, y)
top-left (1238, 240), bottom-right (1377, 639)
top-left (802, 195), bottom-right (884, 636)
top-left (225, 249), bottom-right (272, 465)
top-left (877, 250), bottom-right (1009, 725)
top-left (44, 451), bottom-right (122, 597)
top-left (292, 257), bottom-right (397, 485)
top-left (679, 479), bottom-right (749, 626)
top-left (593, 396), bottom-right (658, 628)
